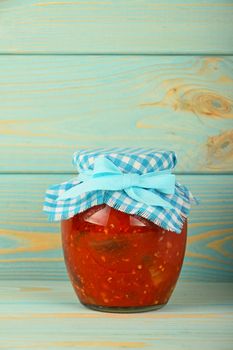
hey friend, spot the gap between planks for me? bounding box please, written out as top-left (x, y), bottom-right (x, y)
top-left (0, 172), bottom-right (233, 175)
top-left (0, 53), bottom-right (233, 56)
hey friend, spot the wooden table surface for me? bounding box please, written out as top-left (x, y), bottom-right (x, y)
top-left (0, 281), bottom-right (232, 350)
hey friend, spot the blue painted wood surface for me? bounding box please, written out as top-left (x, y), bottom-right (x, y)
top-left (0, 55), bottom-right (232, 172)
top-left (0, 0), bottom-right (233, 54)
top-left (0, 280), bottom-right (232, 349)
top-left (0, 174), bottom-right (232, 282)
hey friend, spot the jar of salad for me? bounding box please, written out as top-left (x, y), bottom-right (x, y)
top-left (44, 148), bottom-right (197, 313)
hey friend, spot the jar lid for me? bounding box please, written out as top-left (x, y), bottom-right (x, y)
top-left (72, 148), bottom-right (177, 174)
top-left (44, 148), bottom-right (197, 233)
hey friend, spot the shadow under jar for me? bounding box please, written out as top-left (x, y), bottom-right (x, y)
top-left (61, 204), bottom-right (187, 313)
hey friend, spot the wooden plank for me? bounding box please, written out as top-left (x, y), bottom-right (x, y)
top-left (0, 281), bottom-right (232, 350)
top-left (0, 174), bottom-right (232, 282)
top-left (0, 0), bottom-right (233, 54)
top-left (0, 55), bottom-right (233, 173)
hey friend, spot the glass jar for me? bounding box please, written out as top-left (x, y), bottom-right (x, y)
top-left (61, 204), bottom-right (187, 313)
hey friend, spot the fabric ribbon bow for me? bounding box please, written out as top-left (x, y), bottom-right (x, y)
top-left (57, 157), bottom-right (176, 209)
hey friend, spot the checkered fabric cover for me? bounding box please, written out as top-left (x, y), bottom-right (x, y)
top-left (43, 148), bottom-right (197, 233)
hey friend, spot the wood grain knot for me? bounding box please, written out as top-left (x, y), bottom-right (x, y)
top-left (140, 86), bottom-right (233, 119)
top-left (206, 130), bottom-right (233, 168)
top-left (187, 90), bottom-right (233, 118)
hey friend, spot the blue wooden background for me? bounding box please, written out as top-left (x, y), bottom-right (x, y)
top-left (0, 1), bottom-right (233, 349)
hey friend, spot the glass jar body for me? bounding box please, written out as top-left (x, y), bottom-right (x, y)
top-left (61, 204), bottom-right (187, 313)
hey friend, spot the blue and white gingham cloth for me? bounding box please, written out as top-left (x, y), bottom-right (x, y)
top-left (43, 148), bottom-right (197, 233)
